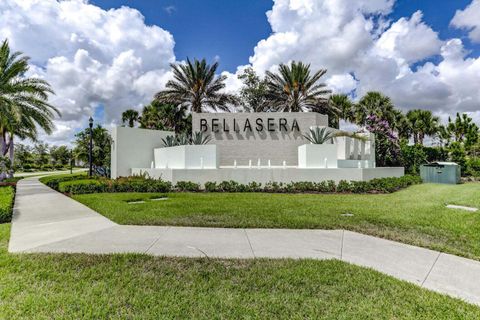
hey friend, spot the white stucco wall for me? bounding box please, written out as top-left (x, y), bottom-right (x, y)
top-left (132, 167), bottom-right (405, 185)
top-left (298, 144), bottom-right (338, 168)
top-left (154, 145), bottom-right (218, 169)
top-left (111, 126), bottom-right (173, 179)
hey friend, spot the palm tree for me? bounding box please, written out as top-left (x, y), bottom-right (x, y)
top-left (406, 109), bottom-right (439, 145)
top-left (354, 92), bottom-right (397, 127)
top-left (155, 58), bottom-right (238, 113)
top-left (264, 61), bottom-right (331, 112)
top-left (139, 101), bottom-right (190, 134)
top-left (0, 39), bottom-right (59, 177)
top-left (121, 109), bottom-right (139, 128)
top-left (328, 94), bottom-right (353, 128)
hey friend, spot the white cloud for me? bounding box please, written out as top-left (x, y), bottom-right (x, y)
top-left (374, 11), bottom-right (442, 64)
top-left (2, 0), bottom-right (480, 148)
top-left (0, 0), bottom-right (175, 145)
top-left (235, 0), bottom-right (480, 123)
top-left (451, 0), bottom-right (480, 43)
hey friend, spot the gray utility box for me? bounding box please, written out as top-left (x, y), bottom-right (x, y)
top-left (420, 162), bottom-right (461, 184)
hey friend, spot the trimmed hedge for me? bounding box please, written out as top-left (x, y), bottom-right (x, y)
top-left (201, 175), bottom-right (421, 194)
top-left (58, 176), bottom-right (172, 195)
top-left (0, 186), bottom-right (15, 223)
top-left (54, 175), bottom-right (421, 195)
top-left (40, 173), bottom-right (90, 191)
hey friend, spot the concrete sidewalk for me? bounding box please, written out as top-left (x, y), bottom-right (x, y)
top-left (8, 177), bottom-right (480, 306)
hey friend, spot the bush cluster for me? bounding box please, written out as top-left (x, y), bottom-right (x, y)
top-left (40, 173), bottom-right (89, 190)
top-left (0, 186), bottom-right (15, 223)
top-left (202, 175), bottom-right (421, 194)
top-left (52, 174), bottom-right (421, 195)
top-left (58, 176), bottom-right (172, 195)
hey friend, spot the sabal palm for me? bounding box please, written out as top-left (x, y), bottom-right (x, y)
top-left (121, 109), bottom-right (139, 128)
top-left (155, 58), bottom-right (237, 113)
top-left (265, 61), bottom-right (331, 112)
top-left (354, 92), bottom-right (396, 127)
top-left (406, 109), bottom-right (439, 145)
top-left (328, 94), bottom-right (353, 128)
top-left (0, 39), bottom-right (59, 170)
top-left (139, 101), bottom-right (189, 134)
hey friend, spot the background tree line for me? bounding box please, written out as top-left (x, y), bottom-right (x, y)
top-left (121, 58), bottom-right (480, 177)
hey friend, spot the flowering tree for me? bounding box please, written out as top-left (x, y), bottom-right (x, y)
top-left (366, 115), bottom-right (401, 167)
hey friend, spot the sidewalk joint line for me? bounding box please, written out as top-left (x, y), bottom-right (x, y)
top-left (340, 230), bottom-right (345, 260)
top-left (244, 229), bottom-right (256, 258)
top-left (421, 252), bottom-right (441, 286)
top-left (144, 227), bottom-right (171, 254)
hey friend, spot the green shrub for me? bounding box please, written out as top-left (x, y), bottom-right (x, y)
top-left (466, 158), bottom-right (480, 177)
top-left (57, 176), bottom-right (172, 195)
top-left (204, 182), bottom-right (217, 192)
top-left (336, 180), bottom-right (352, 193)
top-left (40, 173), bottom-right (89, 190)
top-left (175, 181), bottom-right (201, 192)
top-left (59, 180), bottom-right (107, 194)
top-left (0, 186), bottom-right (15, 223)
top-left (217, 180), bottom-right (240, 192)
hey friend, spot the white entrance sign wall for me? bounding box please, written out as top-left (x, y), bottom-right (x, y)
top-left (154, 145), bottom-right (218, 169)
top-left (113, 112), bottom-right (404, 184)
top-left (192, 113), bottom-right (328, 166)
top-left (111, 126), bottom-right (173, 179)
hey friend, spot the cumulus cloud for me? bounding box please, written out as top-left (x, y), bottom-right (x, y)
top-left (0, 0), bottom-right (175, 145)
top-left (232, 0), bottom-right (480, 123)
top-left (451, 0), bottom-right (480, 43)
top-left (1, 0), bottom-right (480, 146)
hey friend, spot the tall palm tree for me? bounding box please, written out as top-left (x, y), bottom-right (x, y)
top-left (264, 61), bottom-right (331, 112)
top-left (406, 109), bottom-right (439, 145)
top-left (155, 58), bottom-right (238, 113)
top-left (139, 101), bottom-right (190, 134)
top-left (0, 39), bottom-right (59, 176)
top-left (354, 92), bottom-right (397, 127)
top-left (328, 94), bottom-right (353, 128)
top-left (121, 109), bottom-right (139, 128)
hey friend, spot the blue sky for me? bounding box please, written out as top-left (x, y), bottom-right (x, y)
top-left (92, 0), bottom-right (274, 72)
top-left (92, 0), bottom-right (479, 72)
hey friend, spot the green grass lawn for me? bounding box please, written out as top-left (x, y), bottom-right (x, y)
top-left (73, 183), bottom-right (480, 260)
top-left (0, 223), bottom-right (479, 318)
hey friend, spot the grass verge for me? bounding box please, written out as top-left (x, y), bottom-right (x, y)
top-left (73, 183), bottom-right (480, 260)
top-left (0, 223), bottom-right (479, 318)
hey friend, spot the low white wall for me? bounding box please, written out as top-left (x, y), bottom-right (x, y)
top-left (111, 127), bottom-right (173, 179)
top-left (338, 160), bottom-right (375, 168)
top-left (132, 167), bottom-right (404, 185)
top-left (154, 145), bottom-right (218, 169)
top-left (298, 144), bottom-right (338, 168)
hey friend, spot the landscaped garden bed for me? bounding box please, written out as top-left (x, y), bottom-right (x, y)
top-left (41, 174), bottom-right (422, 195)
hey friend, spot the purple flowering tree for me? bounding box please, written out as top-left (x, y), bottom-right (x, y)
top-left (366, 115), bottom-right (401, 167)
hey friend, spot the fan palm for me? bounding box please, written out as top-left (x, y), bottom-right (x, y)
top-left (0, 39), bottom-right (59, 176)
top-left (139, 101), bottom-right (190, 134)
top-left (155, 58), bottom-right (238, 113)
top-left (121, 109), bottom-right (139, 128)
top-left (328, 94), bottom-right (353, 128)
top-left (406, 109), bottom-right (439, 145)
top-left (264, 61), bottom-right (331, 112)
top-left (354, 92), bottom-right (397, 127)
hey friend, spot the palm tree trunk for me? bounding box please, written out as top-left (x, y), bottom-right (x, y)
top-left (7, 136), bottom-right (14, 178)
